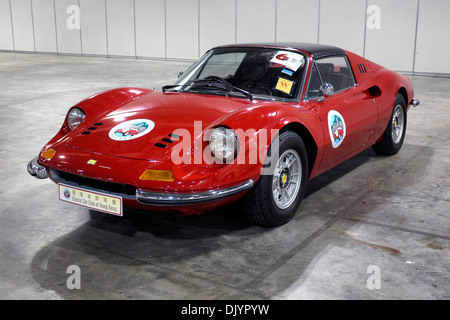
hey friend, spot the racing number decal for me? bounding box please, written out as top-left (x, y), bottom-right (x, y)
top-left (328, 110), bottom-right (346, 148)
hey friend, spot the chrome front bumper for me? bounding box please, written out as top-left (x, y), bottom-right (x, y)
top-left (136, 179), bottom-right (254, 206)
top-left (27, 156), bottom-right (48, 179)
top-left (28, 156), bottom-right (254, 206)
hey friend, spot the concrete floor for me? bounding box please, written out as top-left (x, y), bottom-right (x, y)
top-left (0, 52), bottom-right (449, 300)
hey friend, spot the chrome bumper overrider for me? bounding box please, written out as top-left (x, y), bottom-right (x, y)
top-left (411, 98), bottom-right (420, 107)
top-left (136, 179), bottom-right (254, 206)
top-left (27, 156), bottom-right (48, 179)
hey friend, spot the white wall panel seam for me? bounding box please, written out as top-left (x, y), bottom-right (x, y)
top-left (234, 0), bottom-right (238, 43)
top-left (164, 0), bottom-right (167, 59)
top-left (274, 0), bottom-right (278, 42)
top-left (317, 0), bottom-right (320, 43)
top-left (412, 0), bottom-right (420, 75)
top-left (363, 0), bottom-right (368, 57)
top-left (9, 0), bottom-right (15, 50)
top-left (78, 0), bottom-right (83, 54)
top-left (52, 0), bottom-right (58, 54)
top-left (133, 0), bottom-right (137, 58)
top-left (30, 0), bottom-right (36, 52)
top-left (105, 0), bottom-right (109, 56)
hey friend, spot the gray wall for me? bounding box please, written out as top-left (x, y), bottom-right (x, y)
top-left (1, 0), bottom-right (449, 75)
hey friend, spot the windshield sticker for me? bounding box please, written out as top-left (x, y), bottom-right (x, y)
top-left (328, 110), bottom-right (346, 148)
top-left (281, 68), bottom-right (294, 76)
top-left (270, 51), bottom-right (304, 71)
top-left (109, 119), bottom-right (155, 141)
top-left (275, 77), bottom-right (294, 95)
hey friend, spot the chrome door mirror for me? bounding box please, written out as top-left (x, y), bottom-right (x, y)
top-left (178, 71), bottom-right (184, 78)
top-left (320, 82), bottom-right (334, 96)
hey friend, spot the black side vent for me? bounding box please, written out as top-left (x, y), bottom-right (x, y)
top-left (81, 131), bottom-right (91, 135)
top-left (357, 63), bottom-right (367, 74)
top-left (154, 133), bottom-right (182, 148)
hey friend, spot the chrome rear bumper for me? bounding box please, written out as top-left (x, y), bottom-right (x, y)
top-left (411, 98), bottom-right (420, 107)
top-left (27, 156), bottom-right (48, 179)
top-left (136, 179), bottom-right (254, 206)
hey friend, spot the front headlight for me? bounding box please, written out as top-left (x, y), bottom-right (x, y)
top-left (67, 107), bottom-right (86, 131)
top-left (209, 127), bottom-right (238, 162)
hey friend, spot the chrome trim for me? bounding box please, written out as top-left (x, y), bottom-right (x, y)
top-left (27, 156), bottom-right (48, 179)
top-left (136, 179), bottom-right (254, 206)
top-left (411, 98), bottom-right (420, 107)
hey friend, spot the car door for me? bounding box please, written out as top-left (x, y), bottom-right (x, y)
top-left (305, 55), bottom-right (378, 170)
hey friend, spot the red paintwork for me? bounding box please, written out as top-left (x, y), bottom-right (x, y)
top-left (37, 45), bottom-right (416, 216)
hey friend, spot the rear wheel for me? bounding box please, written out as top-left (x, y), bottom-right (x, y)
top-left (242, 131), bottom-right (308, 227)
top-left (373, 93), bottom-right (407, 155)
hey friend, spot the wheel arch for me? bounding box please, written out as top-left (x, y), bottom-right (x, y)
top-left (279, 122), bottom-right (317, 178)
top-left (397, 86), bottom-right (408, 106)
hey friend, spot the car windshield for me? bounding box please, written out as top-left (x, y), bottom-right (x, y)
top-left (166, 47), bottom-right (307, 101)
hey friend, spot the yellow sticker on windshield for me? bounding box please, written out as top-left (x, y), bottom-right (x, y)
top-left (275, 77), bottom-right (294, 95)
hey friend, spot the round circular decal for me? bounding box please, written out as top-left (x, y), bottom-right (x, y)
top-left (109, 119), bottom-right (155, 141)
top-left (327, 110), bottom-right (346, 149)
top-left (63, 189), bottom-right (71, 199)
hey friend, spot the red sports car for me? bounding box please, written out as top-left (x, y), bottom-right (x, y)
top-left (28, 43), bottom-right (419, 227)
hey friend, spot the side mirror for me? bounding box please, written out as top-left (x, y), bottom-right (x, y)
top-left (317, 83), bottom-right (334, 102)
top-left (320, 82), bottom-right (334, 96)
top-left (178, 71), bottom-right (184, 78)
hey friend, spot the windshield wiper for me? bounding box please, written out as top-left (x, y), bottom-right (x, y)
top-left (163, 82), bottom-right (233, 96)
top-left (163, 78), bottom-right (254, 101)
top-left (193, 78), bottom-right (254, 100)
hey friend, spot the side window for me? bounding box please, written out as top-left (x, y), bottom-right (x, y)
top-left (316, 56), bottom-right (355, 93)
top-left (305, 63), bottom-right (322, 100)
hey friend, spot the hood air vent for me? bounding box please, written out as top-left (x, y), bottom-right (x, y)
top-left (154, 133), bottom-right (181, 148)
top-left (80, 122), bottom-right (103, 136)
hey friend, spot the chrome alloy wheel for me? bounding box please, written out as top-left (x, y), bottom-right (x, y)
top-left (272, 149), bottom-right (302, 209)
top-left (391, 104), bottom-right (405, 144)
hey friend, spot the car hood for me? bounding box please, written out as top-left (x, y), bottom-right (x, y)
top-left (66, 91), bottom-right (251, 161)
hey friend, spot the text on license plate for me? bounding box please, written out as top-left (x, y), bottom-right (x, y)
top-left (58, 184), bottom-right (123, 216)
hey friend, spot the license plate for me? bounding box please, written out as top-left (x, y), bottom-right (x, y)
top-left (59, 184), bottom-right (123, 216)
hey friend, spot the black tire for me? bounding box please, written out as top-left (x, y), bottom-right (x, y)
top-left (372, 93), bottom-right (407, 155)
top-left (242, 131), bottom-right (308, 227)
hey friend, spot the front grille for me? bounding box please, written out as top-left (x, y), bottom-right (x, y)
top-left (50, 169), bottom-right (136, 197)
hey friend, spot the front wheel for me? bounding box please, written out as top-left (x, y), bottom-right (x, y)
top-left (373, 93), bottom-right (407, 155)
top-left (242, 131), bottom-right (308, 227)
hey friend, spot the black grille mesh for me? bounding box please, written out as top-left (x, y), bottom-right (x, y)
top-left (51, 169), bottom-right (136, 196)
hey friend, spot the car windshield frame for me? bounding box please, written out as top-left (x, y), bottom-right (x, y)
top-left (166, 46), bottom-right (309, 102)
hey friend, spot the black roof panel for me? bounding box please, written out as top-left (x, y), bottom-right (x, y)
top-left (215, 42), bottom-right (345, 59)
